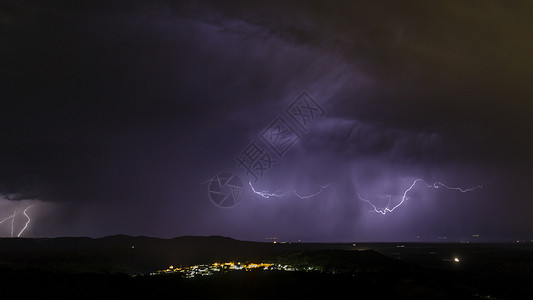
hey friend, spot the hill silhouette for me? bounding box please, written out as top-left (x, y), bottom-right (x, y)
top-left (0, 235), bottom-right (391, 274)
top-left (1, 236), bottom-right (533, 299)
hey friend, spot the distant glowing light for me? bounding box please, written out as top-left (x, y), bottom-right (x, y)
top-left (454, 257), bottom-right (460, 263)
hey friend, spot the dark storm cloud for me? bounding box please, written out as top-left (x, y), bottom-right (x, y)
top-left (301, 118), bottom-right (446, 163)
top-left (200, 0), bottom-right (533, 163)
top-left (0, 0), bottom-right (531, 240)
top-left (0, 0), bottom-right (348, 202)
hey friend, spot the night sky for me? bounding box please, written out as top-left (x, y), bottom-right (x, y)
top-left (1, 0), bottom-right (532, 242)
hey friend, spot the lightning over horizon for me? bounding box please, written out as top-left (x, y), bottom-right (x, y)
top-left (17, 205), bottom-right (33, 237)
top-left (358, 179), bottom-right (483, 215)
top-left (1, 0), bottom-right (531, 243)
top-left (0, 205), bottom-right (34, 237)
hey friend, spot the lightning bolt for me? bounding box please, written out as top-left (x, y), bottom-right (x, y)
top-left (358, 179), bottom-right (483, 215)
top-left (0, 210), bottom-right (18, 237)
top-left (430, 182), bottom-right (483, 192)
top-left (293, 184), bottom-right (331, 199)
top-left (249, 180), bottom-right (331, 199)
top-left (249, 180), bottom-right (286, 198)
top-left (17, 205), bottom-right (33, 237)
top-left (11, 208), bottom-right (16, 237)
top-left (0, 213), bottom-right (16, 225)
top-left (0, 205), bottom-right (33, 237)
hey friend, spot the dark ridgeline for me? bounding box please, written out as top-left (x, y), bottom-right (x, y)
top-left (1, 236), bottom-right (533, 299)
top-left (0, 235), bottom-right (394, 274)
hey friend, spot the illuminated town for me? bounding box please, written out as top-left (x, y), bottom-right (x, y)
top-left (150, 262), bottom-right (320, 278)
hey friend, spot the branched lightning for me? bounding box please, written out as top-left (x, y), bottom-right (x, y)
top-left (249, 180), bottom-right (330, 199)
top-left (0, 212), bottom-right (16, 225)
top-left (0, 205), bottom-right (33, 237)
top-left (358, 179), bottom-right (483, 215)
top-left (0, 210), bottom-right (18, 237)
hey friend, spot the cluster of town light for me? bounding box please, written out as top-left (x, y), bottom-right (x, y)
top-left (150, 262), bottom-right (319, 278)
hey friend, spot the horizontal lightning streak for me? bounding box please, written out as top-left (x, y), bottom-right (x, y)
top-left (293, 184), bottom-right (331, 199)
top-left (249, 180), bottom-right (330, 199)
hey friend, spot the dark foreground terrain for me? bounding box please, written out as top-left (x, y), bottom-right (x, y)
top-left (0, 236), bottom-right (532, 299)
